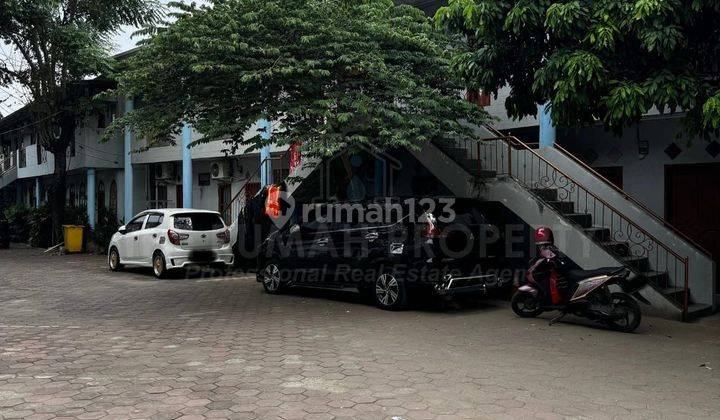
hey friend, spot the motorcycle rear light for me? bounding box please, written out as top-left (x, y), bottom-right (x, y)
top-left (167, 229), bottom-right (189, 245)
top-left (216, 230), bottom-right (230, 244)
top-left (421, 212), bottom-right (441, 238)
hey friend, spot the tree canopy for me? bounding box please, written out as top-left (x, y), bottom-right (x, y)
top-left (107, 0), bottom-right (487, 157)
top-left (436, 0), bottom-right (720, 136)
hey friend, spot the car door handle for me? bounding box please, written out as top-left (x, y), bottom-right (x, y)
top-left (134, 236), bottom-right (138, 241)
top-left (152, 234), bottom-right (157, 238)
top-left (365, 231), bottom-right (379, 241)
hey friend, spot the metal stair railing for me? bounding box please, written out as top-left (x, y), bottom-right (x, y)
top-left (475, 136), bottom-right (690, 319)
top-left (221, 148), bottom-right (292, 226)
top-left (551, 142), bottom-right (712, 258)
top-left (482, 124), bottom-right (713, 259)
top-left (434, 135), bottom-right (690, 319)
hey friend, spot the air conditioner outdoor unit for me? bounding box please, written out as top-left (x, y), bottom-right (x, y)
top-left (211, 161), bottom-right (230, 180)
top-left (155, 162), bottom-right (175, 180)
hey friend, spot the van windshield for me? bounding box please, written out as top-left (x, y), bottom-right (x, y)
top-left (173, 213), bottom-right (225, 231)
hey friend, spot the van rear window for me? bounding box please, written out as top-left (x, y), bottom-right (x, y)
top-left (173, 213), bottom-right (224, 231)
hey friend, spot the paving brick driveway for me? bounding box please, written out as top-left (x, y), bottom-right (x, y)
top-left (0, 247), bottom-right (719, 419)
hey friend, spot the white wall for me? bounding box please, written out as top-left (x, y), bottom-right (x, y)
top-left (485, 85), bottom-right (539, 130)
top-left (560, 117), bottom-right (720, 217)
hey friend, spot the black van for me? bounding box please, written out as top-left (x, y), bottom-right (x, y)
top-left (256, 197), bottom-right (513, 310)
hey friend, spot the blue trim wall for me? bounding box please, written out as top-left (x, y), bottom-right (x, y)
top-left (182, 122), bottom-right (193, 208)
top-left (86, 168), bottom-right (95, 228)
top-left (123, 99), bottom-right (134, 221)
top-left (259, 119), bottom-right (273, 187)
top-left (538, 103), bottom-right (556, 149)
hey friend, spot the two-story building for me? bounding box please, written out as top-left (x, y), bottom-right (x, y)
top-left (0, 87), bottom-right (289, 229)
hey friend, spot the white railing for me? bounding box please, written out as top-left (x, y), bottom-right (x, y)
top-left (1, 151), bottom-right (16, 174)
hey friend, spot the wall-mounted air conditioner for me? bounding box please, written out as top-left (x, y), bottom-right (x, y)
top-left (211, 161), bottom-right (230, 180)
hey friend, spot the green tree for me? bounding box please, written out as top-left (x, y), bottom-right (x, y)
top-left (105, 0), bottom-right (486, 158)
top-left (436, 0), bottom-right (720, 135)
top-left (0, 0), bottom-right (161, 239)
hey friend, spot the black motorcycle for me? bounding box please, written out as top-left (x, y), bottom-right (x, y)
top-left (511, 229), bottom-right (648, 333)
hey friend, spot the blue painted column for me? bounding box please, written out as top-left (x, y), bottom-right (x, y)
top-left (35, 177), bottom-right (41, 207)
top-left (182, 122), bottom-right (193, 208)
top-left (538, 103), bottom-right (556, 149)
top-left (123, 99), bottom-right (134, 222)
top-left (86, 168), bottom-right (95, 229)
top-left (259, 119), bottom-right (273, 187)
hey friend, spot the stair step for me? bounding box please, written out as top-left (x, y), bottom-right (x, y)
top-left (660, 287), bottom-right (687, 301)
top-left (564, 213), bottom-right (593, 228)
top-left (642, 270), bottom-right (669, 283)
top-left (686, 304), bottom-right (716, 320)
top-left (445, 147), bottom-right (469, 160)
top-left (620, 255), bottom-right (649, 272)
top-left (461, 158), bottom-right (478, 169)
top-left (547, 200), bottom-right (574, 213)
top-left (434, 138), bottom-right (458, 148)
top-left (601, 241), bottom-right (630, 257)
top-left (584, 227), bottom-right (610, 241)
top-left (530, 188), bottom-right (558, 201)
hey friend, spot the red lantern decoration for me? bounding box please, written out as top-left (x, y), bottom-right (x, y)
top-left (265, 185), bottom-right (281, 219)
top-left (289, 141), bottom-right (302, 172)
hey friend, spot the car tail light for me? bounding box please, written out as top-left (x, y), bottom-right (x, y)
top-left (167, 229), bottom-right (189, 245)
top-left (421, 212), bottom-right (441, 238)
top-left (216, 230), bottom-right (230, 244)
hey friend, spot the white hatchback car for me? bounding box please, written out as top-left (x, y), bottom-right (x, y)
top-left (108, 209), bottom-right (234, 278)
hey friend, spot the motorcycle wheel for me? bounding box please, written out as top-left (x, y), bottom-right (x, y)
top-left (605, 292), bottom-right (642, 333)
top-left (511, 291), bottom-right (543, 318)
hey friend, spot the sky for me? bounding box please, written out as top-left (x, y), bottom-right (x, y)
top-left (0, 0), bottom-right (197, 116)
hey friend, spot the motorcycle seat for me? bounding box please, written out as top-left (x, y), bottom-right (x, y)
top-left (565, 267), bottom-right (624, 281)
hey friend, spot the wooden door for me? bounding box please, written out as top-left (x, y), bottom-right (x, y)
top-left (666, 163), bottom-right (720, 291)
top-left (218, 184), bottom-right (232, 224)
top-left (176, 184), bottom-right (183, 208)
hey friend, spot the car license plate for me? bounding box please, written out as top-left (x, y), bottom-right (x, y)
top-left (189, 251), bottom-right (215, 262)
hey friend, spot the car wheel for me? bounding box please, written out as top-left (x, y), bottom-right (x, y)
top-left (108, 247), bottom-right (123, 271)
top-left (260, 262), bottom-right (283, 294)
top-left (374, 273), bottom-right (408, 310)
top-left (152, 252), bottom-right (167, 279)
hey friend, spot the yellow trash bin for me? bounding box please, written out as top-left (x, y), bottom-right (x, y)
top-left (63, 225), bottom-right (84, 253)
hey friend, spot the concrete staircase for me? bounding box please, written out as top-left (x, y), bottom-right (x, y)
top-left (0, 167), bottom-right (17, 191)
top-left (415, 134), bottom-right (715, 320)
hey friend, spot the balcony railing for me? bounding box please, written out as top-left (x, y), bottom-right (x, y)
top-left (1, 151), bottom-right (16, 173)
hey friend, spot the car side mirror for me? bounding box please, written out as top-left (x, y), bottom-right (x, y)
top-left (118, 225), bottom-right (127, 235)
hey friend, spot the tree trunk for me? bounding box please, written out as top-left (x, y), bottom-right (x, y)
top-left (49, 151), bottom-right (67, 244)
top-left (48, 114), bottom-right (76, 244)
